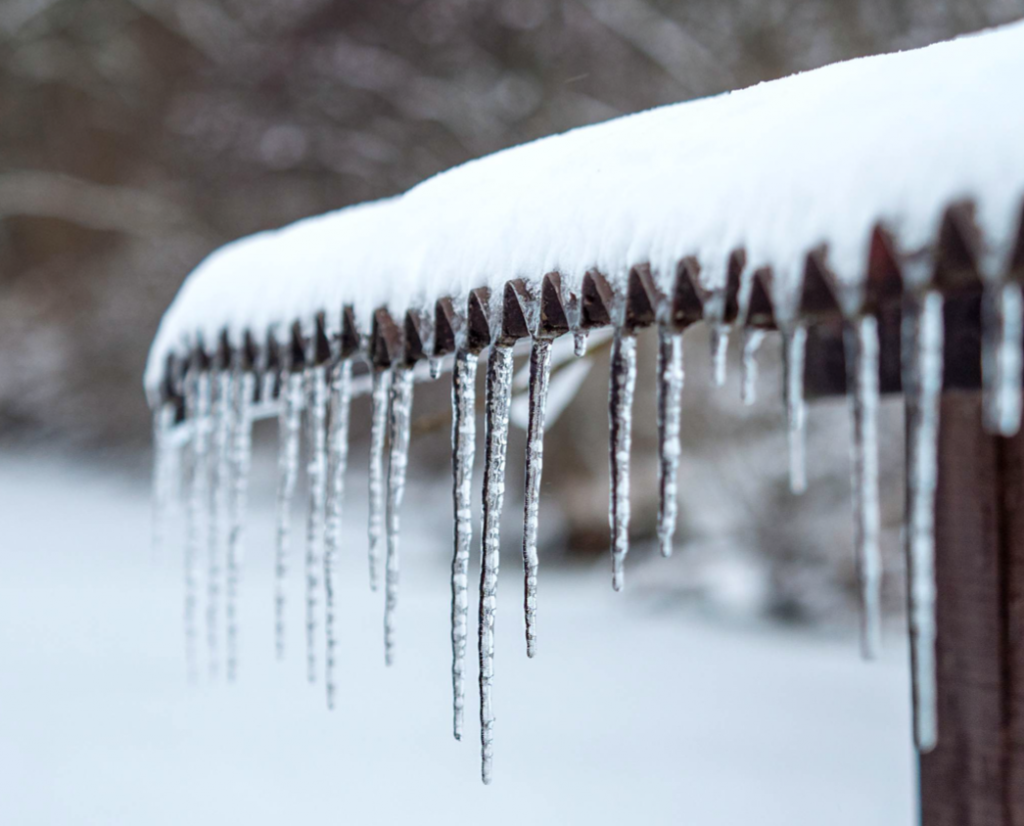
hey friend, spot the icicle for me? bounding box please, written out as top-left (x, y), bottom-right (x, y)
top-left (151, 403), bottom-right (177, 557)
top-left (710, 324), bottom-right (730, 387)
top-left (304, 365), bottom-right (329, 684)
top-left (183, 369), bottom-right (211, 682)
top-left (656, 325), bottom-right (684, 559)
top-left (225, 370), bottom-right (255, 683)
top-left (207, 369), bottom-right (233, 679)
top-left (384, 367), bottom-right (415, 667)
top-left (522, 338), bottom-right (552, 657)
top-left (450, 350), bottom-right (478, 741)
top-left (274, 370), bottom-right (303, 661)
top-left (479, 343), bottom-right (514, 784)
top-left (983, 281), bottom-right (1023, 435)
top-left (904, 291), bottom-right (944, 752)
top-left (741, 329), bottom-right (766, 406)
top-left (845, 315), bottom-right (882, 660)
top-left (573, 328), bottom-right (589, 358)
top-left (324, 359), bottom-right (352, 710)
top-left (609, 331), bottom-right (637, 591)
top-left (367, 370), bottom-right (392, 591)
top-left (429, 356), bottom-right (443, 380)
top-left (783, 323), bottom-right (808, 494)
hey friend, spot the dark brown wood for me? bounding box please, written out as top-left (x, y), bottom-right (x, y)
top-left (920, 392), bottom-right (1024, 826)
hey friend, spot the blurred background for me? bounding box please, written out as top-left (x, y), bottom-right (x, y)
top-left (2, 2), bottom-right (1023, 823)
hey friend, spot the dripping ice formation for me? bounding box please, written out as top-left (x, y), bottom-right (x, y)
top-left (144, 18), bottom-right (1024, 791)
top-left (324, 359), bottom-right (352, 710)
top-left (450, 351), bottom-right (478, 741)
top-left (384, 368), bottom-right (415, 667)
top-left (479, 344), bottom-right (514, 784)
top-left (304, 365), bottom-right (328, 683)
top-left (656, 325), bottom-right (684, 558)
top-left (521, 339), bottom-right (551, 657)
top-left (226, 370), bottom-right (255, 682)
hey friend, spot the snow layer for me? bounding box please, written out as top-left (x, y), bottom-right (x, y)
top-left (146, 20), bottom-right (1024, 394)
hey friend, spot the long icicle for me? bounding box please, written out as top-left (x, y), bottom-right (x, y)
top-left (384, 367), bottom-right (415, 666)
top-left (479, 343), bottom-right (514, 784)
top-left (709, 323), bottom-right (730, 387)
top-left (274, 369), bottom-right (303, 661)
top-left (226, 369), bottom-right (255, 682)
top-left (207, 369), bottom-right (233, 679)
top-left (741, 328), bottom-right (766, 406)
top-left (324, 359), bottom-right (352, 710)
top-left (904, 291), bottom-right (944, 752)
top-left (522, 338), bottom-right (552, 658)
top-left (845, 315), bottom-right (882, 660)
top-left (656, 324), bottom-right (684, 558)
top-left (304, 364), bottom-right (329, 683)
top-left (451, 350), bottom-right (478, 741)
top-left (983, 281), bottom-right (1023, 435)
top-left (609, 331), bottom-right (637, 591)
top-left (151, 403), bottom-right (177, 557)
top-left (783, 323), bottom-right (809, 494)
top-left (184, 368), bottom-right (211, 682)
top-left (367, 369), bottom-right (392, 591)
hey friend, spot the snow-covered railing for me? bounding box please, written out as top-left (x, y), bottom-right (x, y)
top-left (146, 20), bottom-right (1024, 794)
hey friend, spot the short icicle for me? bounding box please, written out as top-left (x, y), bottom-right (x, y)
top-left (225, 369), bottom-right (255, 682)
top-left (207, 369), bottom-right (233, 678)
top-left (429, 356), bottom-right (443, 380)
top-left (324, 359), bottom-right (352, 709)
top-left (656, 324), bottom-right (684, 558)
top-left (367, 369), bottom-right (392, 591)
top-left (183, 369), bottom-right (211, 682)
top-left (274, 369), bottom-right (304, 660)
top-left (783, 323), bottom-right (809, 494)
top-left (479, 343), bottom-right (514, 784)
top-left (983, 280), bottom-right (1023, 435)
top-left (573, 328), bottom-right (589, 358)
top-left (741, 328), bottom-right (766, 406)
top-left (522, 338), bottom-right (552, 657)
top-left (844, 315), bottom-right (882, 660)
top-left (450, 350), bottom-right (478, 741)
top-left (904, 291), bottom-right (944, 752)
top-left (709, 324), bottom-right (730, 387)
top-left (609, 330), bottom-right (637, 591)
top-left (304, 365), bottom-right (329, 683)
top-left (384, 367), bottom-right (415, 667)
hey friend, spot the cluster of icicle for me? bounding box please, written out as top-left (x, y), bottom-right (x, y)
top-left (151, 270), bottom-right (1024, 782)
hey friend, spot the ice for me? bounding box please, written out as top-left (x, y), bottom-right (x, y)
top-left (367, 370), bottom-right (391, 592)
top-left (479, 343), bottom-right (514, 784)
top-left (656, 325), bottom-right (684, 558)
top-left (226, 370), bottom-right (255, 682)
top-left (710, 324), bottom-right (730, 388)
top-left (274, 370), bottom-right (303, 661)
top-left (324, 358), bottom-right (353, 709)
top-left (450, 350), bottom-right (478, 741)
top-left (150, 403), bottom-right (177, 558)
top-left (522, 338), bottom-right (552, 658)
top-left (783, 324), bottom-right (808, 495)
top-left (183, 369), bottom-right (211, 682)
top-left (304, 365), bottom-right (329, 683)
top-left (903, 291), bottom-right (944, 752)
top-left (384, 368), bottom-right (415, 667)
top-left (844, 316), bottom-right (882, 660)
top-left (207, 370), bottom-right (233, 678)
top-left (573, 329), bottom-right (589, 358)
top-left (983, 281), bottom-right (1023, 435)
top-left (741, 329), bottom-right (766, 406)
top-left (429, 356), bottom-right (443, 380)
top-left (609, 331), bottom-right (637, 591)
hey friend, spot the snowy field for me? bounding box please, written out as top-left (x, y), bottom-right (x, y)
top-left (0, 452), bottom-right (914, 825)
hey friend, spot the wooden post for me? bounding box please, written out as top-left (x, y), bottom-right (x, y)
top-left (921, 391), bottom-right (1024, 826)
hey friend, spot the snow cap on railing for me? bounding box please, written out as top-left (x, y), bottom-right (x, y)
top-left (147, 18), bottom-right (1024, 394)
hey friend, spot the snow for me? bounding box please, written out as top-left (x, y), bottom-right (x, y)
top-left (0, 455), bottom-right (914, 825)
top-left (146, 19), bottom-right (1024, 395)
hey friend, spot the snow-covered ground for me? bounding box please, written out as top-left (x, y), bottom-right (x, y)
top-left (0, 453), bottom-right (913, 825)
